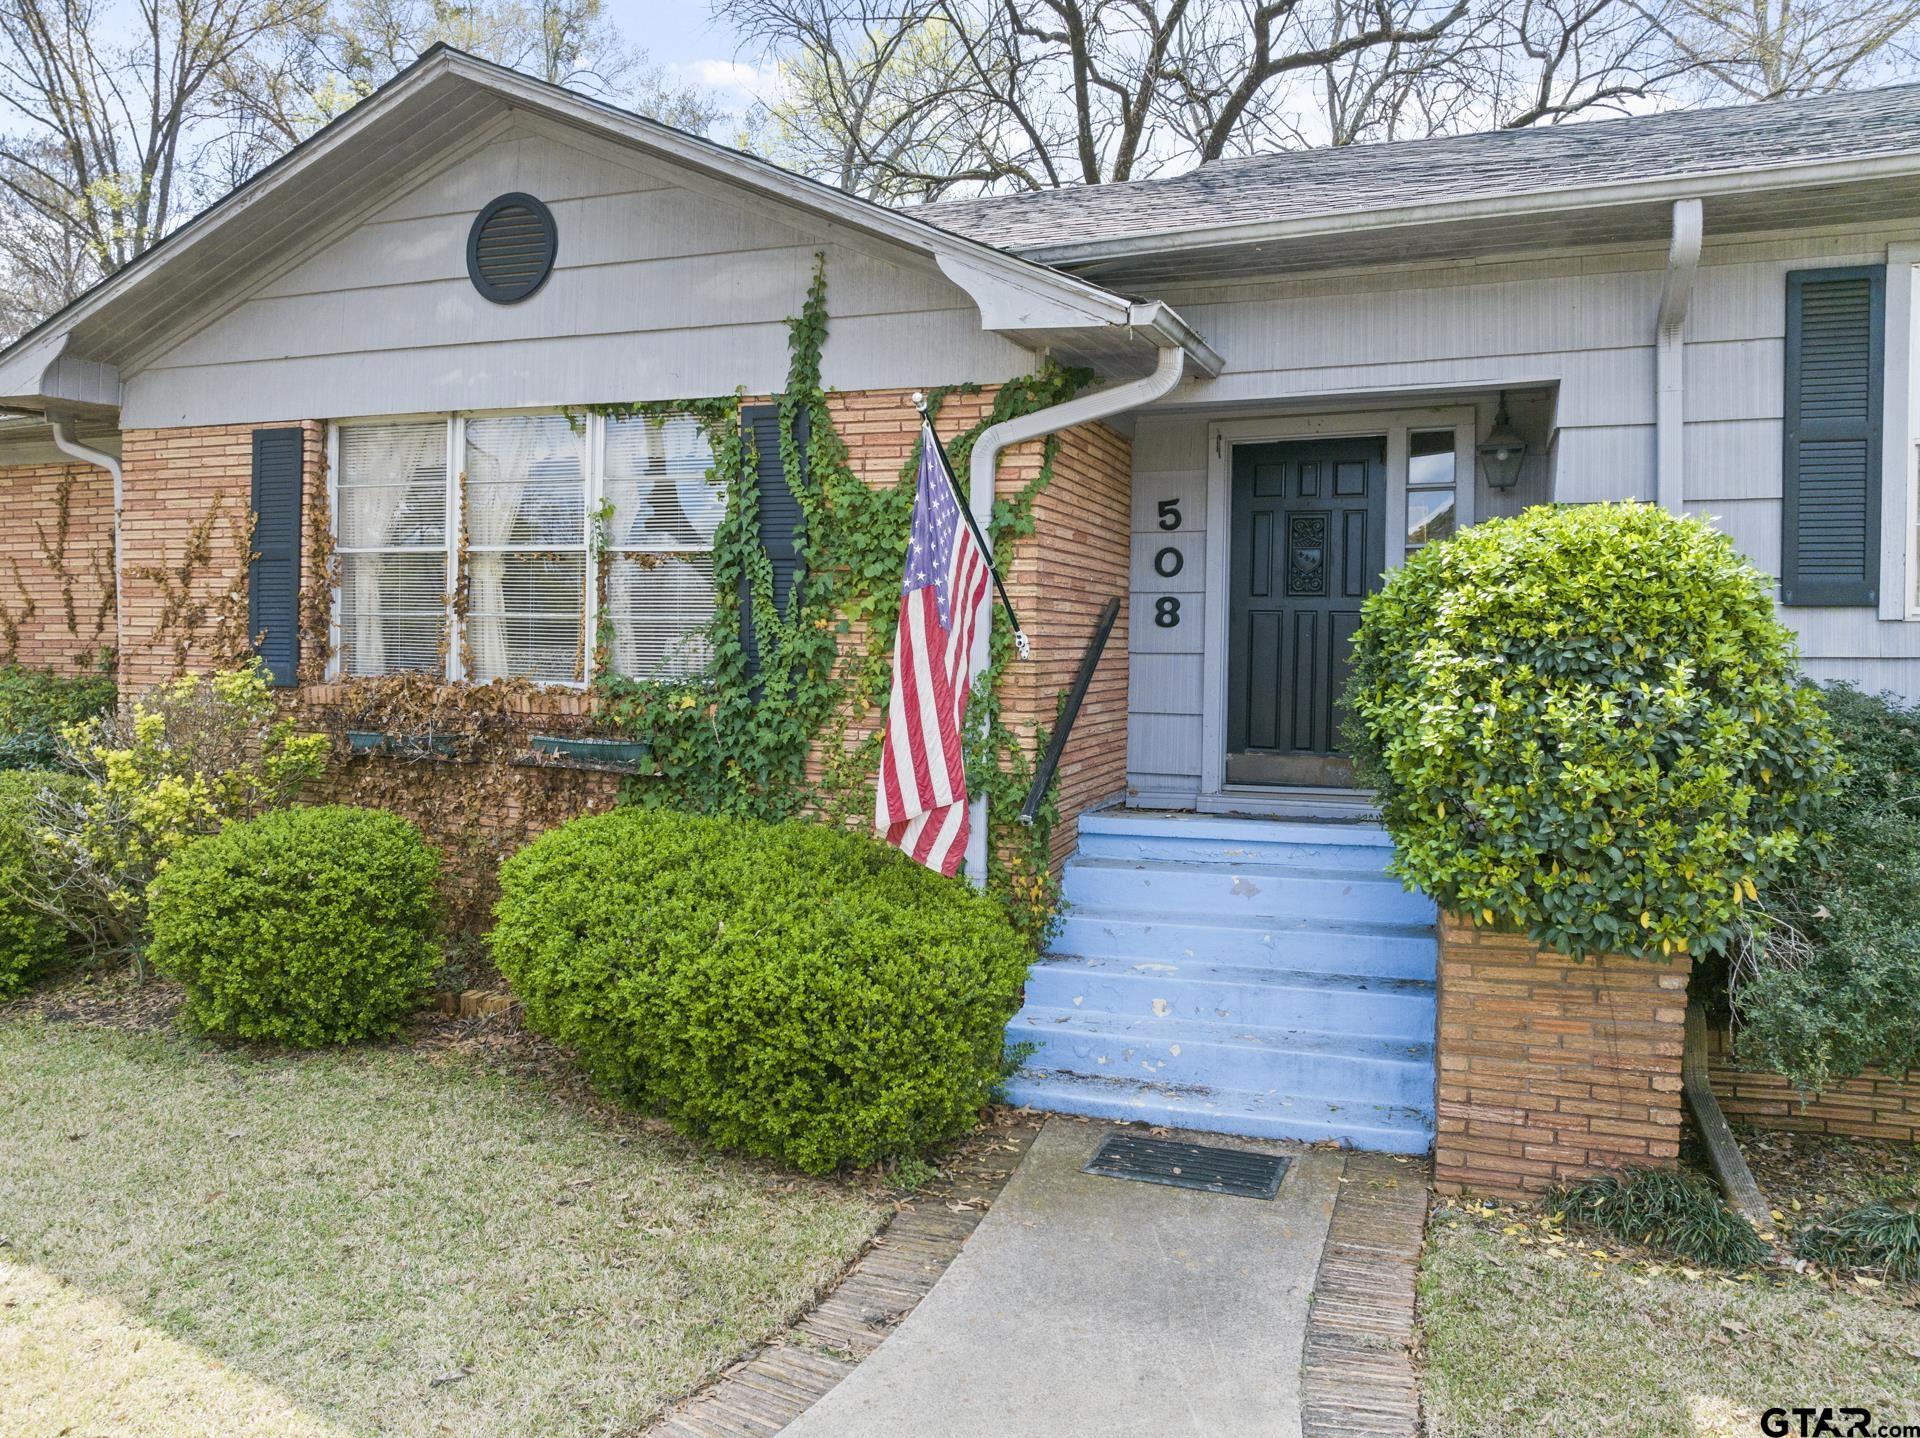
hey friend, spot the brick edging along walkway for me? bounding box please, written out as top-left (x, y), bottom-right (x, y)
top-left (1301, 1152), bottom-right (1431, 1438)
top-left (645, 1113), bottom-right (1041, 1438)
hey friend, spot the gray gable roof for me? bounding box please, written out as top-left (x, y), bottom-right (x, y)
top-left (918, 82), bottom-right (1920, 256)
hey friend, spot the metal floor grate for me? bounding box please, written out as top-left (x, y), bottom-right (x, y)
top-left (1083, 1133), bottom-right (1290, 1199)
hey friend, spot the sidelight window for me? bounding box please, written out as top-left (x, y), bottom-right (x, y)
top-left (1405, 430), bottom-right (1457, 555)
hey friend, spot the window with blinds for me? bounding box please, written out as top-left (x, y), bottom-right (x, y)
top-left (336, 421), bottom-right (450, 676)
top-left (464, 414), bottom-right (588, 684)
top-left (332, 411), bottom-right (723, 685)
top-left (603, 413), bottom-right (724, 680)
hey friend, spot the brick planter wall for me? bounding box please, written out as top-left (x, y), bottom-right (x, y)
top-left (1434, 912), bottom-right (1692, 1197)
top-left (0, 461), bottom-right (116, 672)
top-left (1706, 1026), bottom-right (1920, 1144)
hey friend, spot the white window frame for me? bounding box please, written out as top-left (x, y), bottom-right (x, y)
top-left (460, 409), bottom-right (593, 687)
top-left (1886, 245), bottom-right (1920, 621)
top-left (326, 414), bottom-right (460, 684)
top-left (325, 409), bottom-right (723, 686)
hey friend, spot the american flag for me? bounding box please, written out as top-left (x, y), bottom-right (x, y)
top-left (875, 420), bottom-right (993, 877)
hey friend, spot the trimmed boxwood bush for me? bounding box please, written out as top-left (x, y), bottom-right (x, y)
top-left (1347, 503), bottom-right (1838, 961)
top-left (489, 808), bottom-right (1032, 1173)
top-left (0, 770), bottom-right (83, 996)
top-left (148, 805), bottom-right (440, 1044)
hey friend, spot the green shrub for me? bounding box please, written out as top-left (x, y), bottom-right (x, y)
top-left (489, 808), bottom-right (1032, 1172)
top-left (34, 661), bottom-right (330, 970)
top-left (1347, 503), bottom-right (1838, 960)
top-left (1545, 1167), bottom-right (1768, 1268)
top-left (0, 665), bottom-right (114, 770)
top-left (0, 770), bottom-right (84, 996)
top-left (148, 805), bottom-right (440, 1045)
top-left (1728, 685), bottom-right (1920, 1092)
top-left (1792, 1201), bottom-right (1920, 1284)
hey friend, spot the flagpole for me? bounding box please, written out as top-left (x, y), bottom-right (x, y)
top-left (912, 392), bottom-right (1006, 891)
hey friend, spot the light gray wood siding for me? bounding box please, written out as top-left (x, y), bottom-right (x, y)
top-left (1126, 222), bottom-right (1920, 803)
top-left (121, 116), bottom-right (1032, 429)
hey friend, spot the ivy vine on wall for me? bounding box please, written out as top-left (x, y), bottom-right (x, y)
top-left (587, 254), bottom-right (1089, 939)
top-left (0, 468), bottom-right (115, 668)
top-left (302, 253), bottom-right (1087, 939)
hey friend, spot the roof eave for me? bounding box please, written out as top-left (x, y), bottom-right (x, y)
top-left (0, 46), bottom-right (1219, 396)
top-left (1011, 149), bottom-right (1920, 270)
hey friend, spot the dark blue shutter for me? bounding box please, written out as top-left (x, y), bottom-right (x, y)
top-left (248, 427), bottom-right (303, 687)
top-left (1782, 266), bottom-right (1884, 607)
top-left (739, 403), bottom-right (807, 670)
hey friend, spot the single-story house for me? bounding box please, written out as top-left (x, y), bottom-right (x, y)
top-left (6, 47), bottom-right (1920, 1190)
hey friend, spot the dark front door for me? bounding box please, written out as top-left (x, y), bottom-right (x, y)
top-left (1227, 437), bottom-right (1387, 787)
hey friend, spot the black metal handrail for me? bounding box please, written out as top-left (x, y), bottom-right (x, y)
top-left (1018, 596), bottom-right (1122, 826)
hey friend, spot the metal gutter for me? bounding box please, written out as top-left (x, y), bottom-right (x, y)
top-left (958, 343), bottom-right (1190, 886)
top-left (1656, 199), bottom-right (1704, 515)
top-left (48, 413), bottom-right (124, 668)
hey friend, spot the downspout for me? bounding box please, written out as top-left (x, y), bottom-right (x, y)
top-left (1656, 199), bottom-right (1704, 515)
top-left (960, 334), bottom-right (1191, 887)
top-left (49, 413), bottom-right (124, 672)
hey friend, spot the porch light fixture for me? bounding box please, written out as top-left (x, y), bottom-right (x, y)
top-left (1478, 393), bottom-right (1528, 491)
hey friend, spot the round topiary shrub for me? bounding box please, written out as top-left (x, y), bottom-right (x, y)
top-left (1347, 502), bottom-right (1838, 960)
top-left (148, 805), bottom-right (440, 1044)
top-left (0, 770), bottom-right (82, 997)
top-left (489, 807), bottom-right (1033, 1172)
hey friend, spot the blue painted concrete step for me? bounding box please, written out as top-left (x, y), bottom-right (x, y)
top-left (1002, 1071), bottom-right (1433, 1155)
top-left (1052, 909), bottom-right (1437, 980)
top-left (1024, 953), bottom-right (1435, 1040)
top-left (1060, 855), bottom-right (1436, 926)
top-left (1074, 811), bottom-right (1396, 869)
top-left (1008, 1009), bottom-right (1434, 1109)
top-left (1008, 810), bottom-right (1439, 1153)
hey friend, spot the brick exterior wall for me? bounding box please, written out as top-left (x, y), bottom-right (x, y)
top-left (118, 423), bottom-right (327, 694)
top-left (1434, 912), bottom-right (1692, 1197)
top-left (111, 394), bottom-right (1133, 922)
top-left (0, 461), bottom-right (116, 672)
top-left (1004, 419), bottom-right (1132, 865)
top-left (1706, 1026), bottom-right (1920, 1145)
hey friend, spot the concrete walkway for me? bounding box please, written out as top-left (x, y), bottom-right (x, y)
top-left (779, 1118), bottom-right (1342, 1438)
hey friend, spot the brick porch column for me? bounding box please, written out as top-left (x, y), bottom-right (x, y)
top-left (1433, 912), bottom-right (1691, 1198)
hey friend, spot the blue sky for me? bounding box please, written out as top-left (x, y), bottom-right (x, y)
top-left (604, 0), bottom-right (775, 117)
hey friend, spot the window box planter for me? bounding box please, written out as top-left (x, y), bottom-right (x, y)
top-left (523, 734), bottom-right (654, 774)
top-left (345, 729), bottom-right (460, 760)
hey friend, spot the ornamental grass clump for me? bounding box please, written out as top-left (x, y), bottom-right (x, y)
top-left (1546, 1167), bottom-right (1769, 1269)
top-left (1792, 1201), bottom-right (1920, 1284)
top-left (489, 807), bottom-right (1033, 1173)
top-left (1347, 502), bottom-right (1838, 961)
top-left (148, 805), bottom-right (441, 1045)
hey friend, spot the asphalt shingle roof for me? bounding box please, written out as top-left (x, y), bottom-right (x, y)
top-left (917, 82), bottom-right (1920, 253)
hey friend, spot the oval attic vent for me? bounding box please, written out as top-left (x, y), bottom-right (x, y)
top-left (467, 193), bottom-right (557, 304)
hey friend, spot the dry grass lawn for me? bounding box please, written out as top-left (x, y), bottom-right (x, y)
top-left (1420, 1203), bottom-right (1920, 1438)
top-left (0, 1017), bottom-right (885, 1438)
